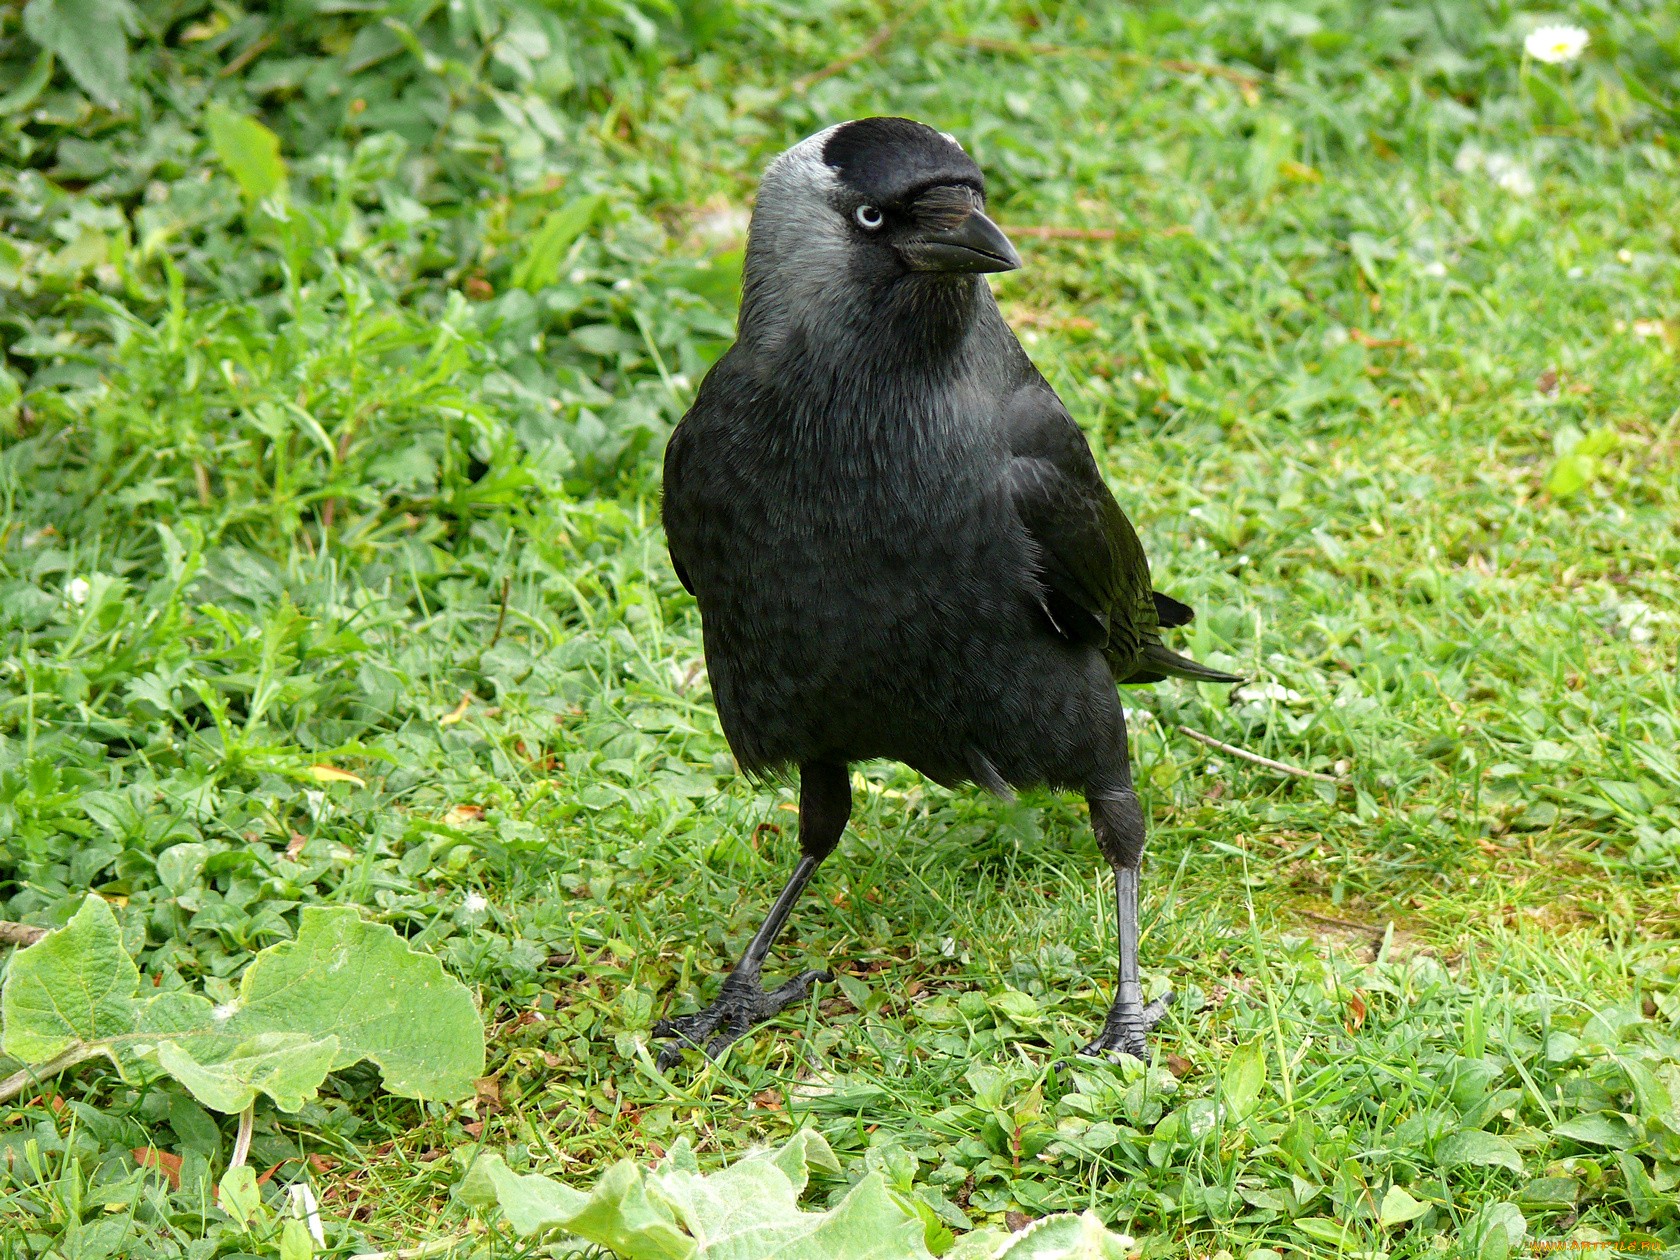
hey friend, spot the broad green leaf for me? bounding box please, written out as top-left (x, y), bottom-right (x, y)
top-left (949, 1211), bottom-right (1135, 1259)
top-left (20, 0), bottom-right (136, 108)
top-left (1436, 1129), bottom-right (1523, 1173)
top-left (463, 1156), bottom-right (694, 1259)
top-left (218, 1164), bottom-right (265, 1230)
top-left (1466, 1201), bottom-right (1526, 1260)
top-left (0, 49), bottom-right (54, 116)
top-left (1552, 1112), bottom-right (1638, 1149)
top-left (223, 906), bottom-right (483, 1101)
top-left (2, 898), bottom-right (480, 1115)
top-left (510, 194), bottom-right (611, 291)
top-left (280, 1218), bottom-right (315, 1260)
top-left (204, 103), bottom-right (288, 204)
top-left (1378, 1184), bottom-right (1429, 1227)
top-left (464, 1132), bottom-right (935, 1260)
top-left (1220, 1038), bottom-right (1266, 1120)
top-left (1, 896), bottom-right (137, 1063)
top-left (156, 1031), bottom-right (341, 1114)
top-left (765, 1129), bottom-right (840, 1196)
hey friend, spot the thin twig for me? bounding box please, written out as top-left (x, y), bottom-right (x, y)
top-left (1298, 909), bottom-right (1380, 933)
top-left (0, 920), bottom-right (47, 947)
top-left (1176, 725), bottom-right (1343, 783)
top-left (0, 1044), bottom-right (108, 1105)
top-left (947, 35), bottom-right (1263, 93)
top-left (1008, 225), bottom-right (1121, 241)
top-left (487, 577), bottom-right (511, 650)
top-left (351, 1236), bottom-right (476, 1260)
top-left (230, 1104), bottom-right (255, 1170)
top-left (219, 33), bottom-right (275, 78)
top-left (791, 5), bottom-right (923, 93)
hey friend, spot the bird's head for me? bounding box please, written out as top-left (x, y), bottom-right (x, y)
top-left (739, 118), bottom-right (1020, 357)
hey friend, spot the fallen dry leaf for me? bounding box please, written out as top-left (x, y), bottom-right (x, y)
top-left (133, 1148), bottom-right (183, 1189)
top-left (307, 765), bottom-right (365, 787)
top-left (439, 692), bottom-right (475, 725)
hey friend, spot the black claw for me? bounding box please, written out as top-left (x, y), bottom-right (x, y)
top-left (1077, 988), bottom-right (1175, 1063)
top-left (650, 970), bottom-right (831, 1069)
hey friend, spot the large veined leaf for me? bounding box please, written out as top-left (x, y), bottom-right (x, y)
top-left (0, 896), bottom-right (483, 1113)
top-left (461, 1131), bottom-right (1138, 1260)
top-left (948, 1212), bottom-right (1136, 1260)
top-left (1, 896), bottom-right (138, 1063)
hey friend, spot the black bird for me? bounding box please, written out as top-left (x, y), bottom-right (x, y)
top-left (657, 118), bottom-right (1238, 1069)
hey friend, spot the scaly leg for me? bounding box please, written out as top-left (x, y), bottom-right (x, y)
top-left (1079, 782), bottom-right (1173, 1061)
top-left (653, 761), bottom-right (850, 1069)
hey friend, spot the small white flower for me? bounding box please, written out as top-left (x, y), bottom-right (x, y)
top-left (463, 891), bottom-right (489, 913)
top-left (1632, 319), bottom-right (1665, 339)
top-left (1617, 248), bottom-right (1635, 264)
top-left (1566, 265), bottom-right (1584, 279)
top-left (1420, 260), bottom-right (1449, 278)
top-left (1485, 154), bottom-right (1535, 197)
top-left (1235, 680), bottom-right (1305, 705)
top-left (66, 577), bottom-right (91, 605)
top-left (1525, 23), bottom-right (1589, 65)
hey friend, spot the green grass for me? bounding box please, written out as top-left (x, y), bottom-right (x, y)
top-left (3, 0), bottom-right (1680, 1256)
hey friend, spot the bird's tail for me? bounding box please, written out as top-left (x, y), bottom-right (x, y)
top-left (1129, 641), bottom-right (1244, 685)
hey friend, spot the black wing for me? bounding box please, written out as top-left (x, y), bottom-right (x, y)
top-left (1002, 382), bottom-right (1240, 686)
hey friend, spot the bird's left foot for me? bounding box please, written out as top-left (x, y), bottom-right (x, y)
top-left (652, 968), bottom-right (831, 1071)
top-left (1078, 991), bottom-right (1174, 1062)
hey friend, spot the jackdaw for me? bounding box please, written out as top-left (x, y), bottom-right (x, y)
top-left (656, 117), bottom-right (1238, 1069)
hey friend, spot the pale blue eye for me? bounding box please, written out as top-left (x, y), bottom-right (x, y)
top-left (855, 205), bottom-right (883, 230)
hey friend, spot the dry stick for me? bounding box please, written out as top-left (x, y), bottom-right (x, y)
top-left (1008, 225), bottom-right (1121, 241)
top-left (351, 1238), bottom-right (476, 1260)
top-left (1299, 909), bottom-right (1381, 933)
top-left (220, 33), bottom-right (275, 79)
top-left (790, 4), bottom-right (924, 93)
top-left (1176, 724), bottom-right (1342, 784)
top-left (946, 35), bottom-right (1264, 93)
top-left (0, 1044), bottom-right (108, 1106)
top-left (0, 920), bottom-right (47, 947)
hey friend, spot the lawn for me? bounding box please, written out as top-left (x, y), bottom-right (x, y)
top-left (3, 0), bottom-right (1680, 1257)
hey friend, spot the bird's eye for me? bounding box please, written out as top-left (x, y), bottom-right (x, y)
top-left (854, 205), bottom-right (884, 230)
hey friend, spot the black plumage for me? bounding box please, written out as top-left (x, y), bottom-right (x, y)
top-left (656, 118), bottom-right (1238, 1067)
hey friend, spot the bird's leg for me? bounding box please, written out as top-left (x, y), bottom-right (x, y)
top-left (1080, 784), bottom-right (1173, 1061)
top-left (653, 761), bottom-right (850, 1070)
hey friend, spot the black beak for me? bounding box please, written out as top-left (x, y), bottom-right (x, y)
top-left (900, 208), bottom-right (1022, 274)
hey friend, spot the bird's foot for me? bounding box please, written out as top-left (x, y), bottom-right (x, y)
top-left (653, 968), bottom-right (831, 1071)
top-left (1078, 990), bottom-right (1174, 1062)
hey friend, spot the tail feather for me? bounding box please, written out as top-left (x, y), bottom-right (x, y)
top-left (1152, 591), bottom-right (1195, 629)
top-left (1126, 641), bottom-right (1243, 686)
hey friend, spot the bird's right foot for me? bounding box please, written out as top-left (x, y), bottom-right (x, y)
top-left (652, 968), bottom-right (831, 1071)
top-left (1077, 990), bottom-right (1174, 1062)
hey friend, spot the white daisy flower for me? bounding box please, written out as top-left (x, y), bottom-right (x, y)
top-left (1525, 24), bottom-right (1589, 65)
top-left (463, 891), bottom-right (489, 913)
top-left (66, 576), bottom-right (91, 605)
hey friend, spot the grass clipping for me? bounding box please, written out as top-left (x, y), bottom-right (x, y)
top-left (461, 1129), bottom-right (1134, 1258)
